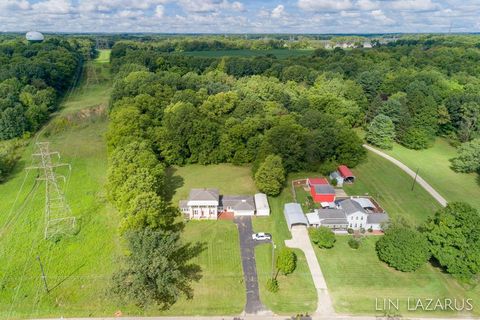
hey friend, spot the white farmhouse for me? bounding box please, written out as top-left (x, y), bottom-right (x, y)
top-left (180, 188), bottom-right (219, 220)
top-left (180, 189), bottom-right (270, 219)
top-left (306, 198), bottom-right (389, 231)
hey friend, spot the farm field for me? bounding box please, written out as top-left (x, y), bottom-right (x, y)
top-left (314, 236), bottom-right (480, 317)
top-left (181, 48), bottom-right (314, 59)
top-left (252, 180), bottom-right (318, 315)
top-left (384, 139), bottom-right (480, 211)
top-left (344, 151), bottom-right (441, 225)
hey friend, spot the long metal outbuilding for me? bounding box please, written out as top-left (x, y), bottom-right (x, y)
top-left (284, 203), bottom-right (308, 229)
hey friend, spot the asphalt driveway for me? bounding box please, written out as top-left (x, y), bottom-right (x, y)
top-left (234, 216), bottom-right (268, 315)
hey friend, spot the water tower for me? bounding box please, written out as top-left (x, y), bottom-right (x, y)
top-left (26, 31), bottom-right (44, 43)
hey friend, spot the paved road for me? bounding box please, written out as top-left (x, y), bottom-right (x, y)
top-left (285, 226), bottom-right (335, 317)
top-left (234, 216), bottom-right (268, 315)
top-left (363, 144), bottom-right (448, 207)
top-left (36, 312), bottom-right (479, 319)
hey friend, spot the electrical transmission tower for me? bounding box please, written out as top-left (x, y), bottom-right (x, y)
top-left (27, 142), bottom-right (76, 240)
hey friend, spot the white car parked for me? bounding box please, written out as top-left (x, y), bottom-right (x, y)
top-left (252, 232), bottom-right (272, 241)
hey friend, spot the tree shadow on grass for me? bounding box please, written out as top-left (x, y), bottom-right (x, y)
top-left (163, 166), bottom-right (184, 203)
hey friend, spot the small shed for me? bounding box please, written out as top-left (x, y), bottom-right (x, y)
top-left (284, 203), bottom-right (308, 229)
top-left (329, 171), bottom-right (344, 187)
top-left (338, 165), bottom-right (355, 183)
top-left (254, 193), bottom-right (270, 216)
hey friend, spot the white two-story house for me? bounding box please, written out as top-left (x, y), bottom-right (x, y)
top-left (179, 188), bottom-right (219, 220)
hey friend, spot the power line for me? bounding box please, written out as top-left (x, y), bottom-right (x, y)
top-left (26, 142), bottom-right (76, 240)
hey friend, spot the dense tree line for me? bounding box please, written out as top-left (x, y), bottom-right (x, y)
top-left (376, 203), bottom-right (480, 280)
top-left (0, 39), bottom-right (82, 140)
top-left (111, 38), bottom-right (480, 152)
top-left (109, 54), bottom-right (367, 184)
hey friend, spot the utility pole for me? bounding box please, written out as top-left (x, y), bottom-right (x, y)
top-left (27, 142), bottom-right (76, 239)
top-left (411, 168), bottom-right (420, 191)
top-left (37, 256), bottom-right (49, 293)
top-left (271, 240), bottom-right (276, 278)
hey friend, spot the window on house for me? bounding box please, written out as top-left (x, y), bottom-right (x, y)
top-left (356, 216), bottom-right (358, 220)
top-left (355, 223), bottom-right (357, 228)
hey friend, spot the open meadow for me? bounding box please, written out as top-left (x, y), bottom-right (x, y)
top-left (385, 139), bottom-right (480, 211)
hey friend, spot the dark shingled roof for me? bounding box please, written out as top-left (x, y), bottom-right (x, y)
top-left (314, 184), bottom-right (335, 195)
top-left (317, 209), bottom-right (348, 225)
top-left (222, 195), bottom-right (255, 211)
top-left (189, 188), bottom-right (219, 201)
top-left (339, 199), bottom-right (365, 215)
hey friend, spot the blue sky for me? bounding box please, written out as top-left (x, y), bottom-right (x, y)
top-left (1, 0), bottom-right (479, 33)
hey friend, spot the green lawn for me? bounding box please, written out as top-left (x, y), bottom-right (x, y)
top-left (181, 48), bottom-right (314, 59)
top-left (130, 221), bottom-right (245, 316)
top-left (384, 139), bottom-right (480, 211)
top-left (314, 236), bottom-right (480, 317)
top-left (252, 183), bottom-right (317, 315)
top-left (172, 164), bottom-right (257, 204)
top-left (344, 151), bottom-right (441, 225)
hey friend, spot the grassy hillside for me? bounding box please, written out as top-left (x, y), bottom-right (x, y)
top-left (385, 139), bottom-right (480, 211)
top-left (0, 52), bottom-right (119, 319)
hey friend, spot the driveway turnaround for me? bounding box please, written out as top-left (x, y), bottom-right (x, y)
top-left (234, 216), bottom-right (268, 315)
top-left (363, 144), bottom-right (448, 207)
top-left (285, 225), bottom-right (335, 316)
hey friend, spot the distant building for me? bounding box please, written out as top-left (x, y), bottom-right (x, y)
top-left (26, 31), bottom-right (44, 43)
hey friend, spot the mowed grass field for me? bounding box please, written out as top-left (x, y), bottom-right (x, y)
top-left (253, 177), bottom-right (318, 315)
top-left (181, 48), bottom-right (314, 59)
top-left (385, 139), bottom-right (480, 211)
top-left (344, 151), bottom-right (441, 225)
top-left (314, 236), bottom-right (480, 317)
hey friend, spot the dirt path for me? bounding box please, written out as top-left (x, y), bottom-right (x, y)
top-left (363, 144), bottom-right (448, 207)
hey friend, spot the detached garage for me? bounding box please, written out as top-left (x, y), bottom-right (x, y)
top-left (254, 193), bottom-right (270, 216)
top-left (284, 203), bottom-right (309, 229)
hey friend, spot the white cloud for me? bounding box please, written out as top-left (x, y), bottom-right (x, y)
top-left (0, 0), bottom-right (31, 11)
top-left (32, 0), bottom-right (72, 14)
top-left (298, 0), bottom-right (353, 11)
top-left (155, 5), bottom-right (165, 18)
top-left (340, 10), bottom-right (360, 17)
top-left (388, 0), bottom-right (438, 11)
top-left (356, 0), bottom-right (379, 10)
top-left (371, 9), bottom-right (395, 25)
top-left (174, 0), bottom-right (244, 13)
top-left (271, 4), bottom-right (285, 18)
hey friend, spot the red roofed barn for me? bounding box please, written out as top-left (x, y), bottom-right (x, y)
top-left (308, 177), bottom-right (335, 203)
